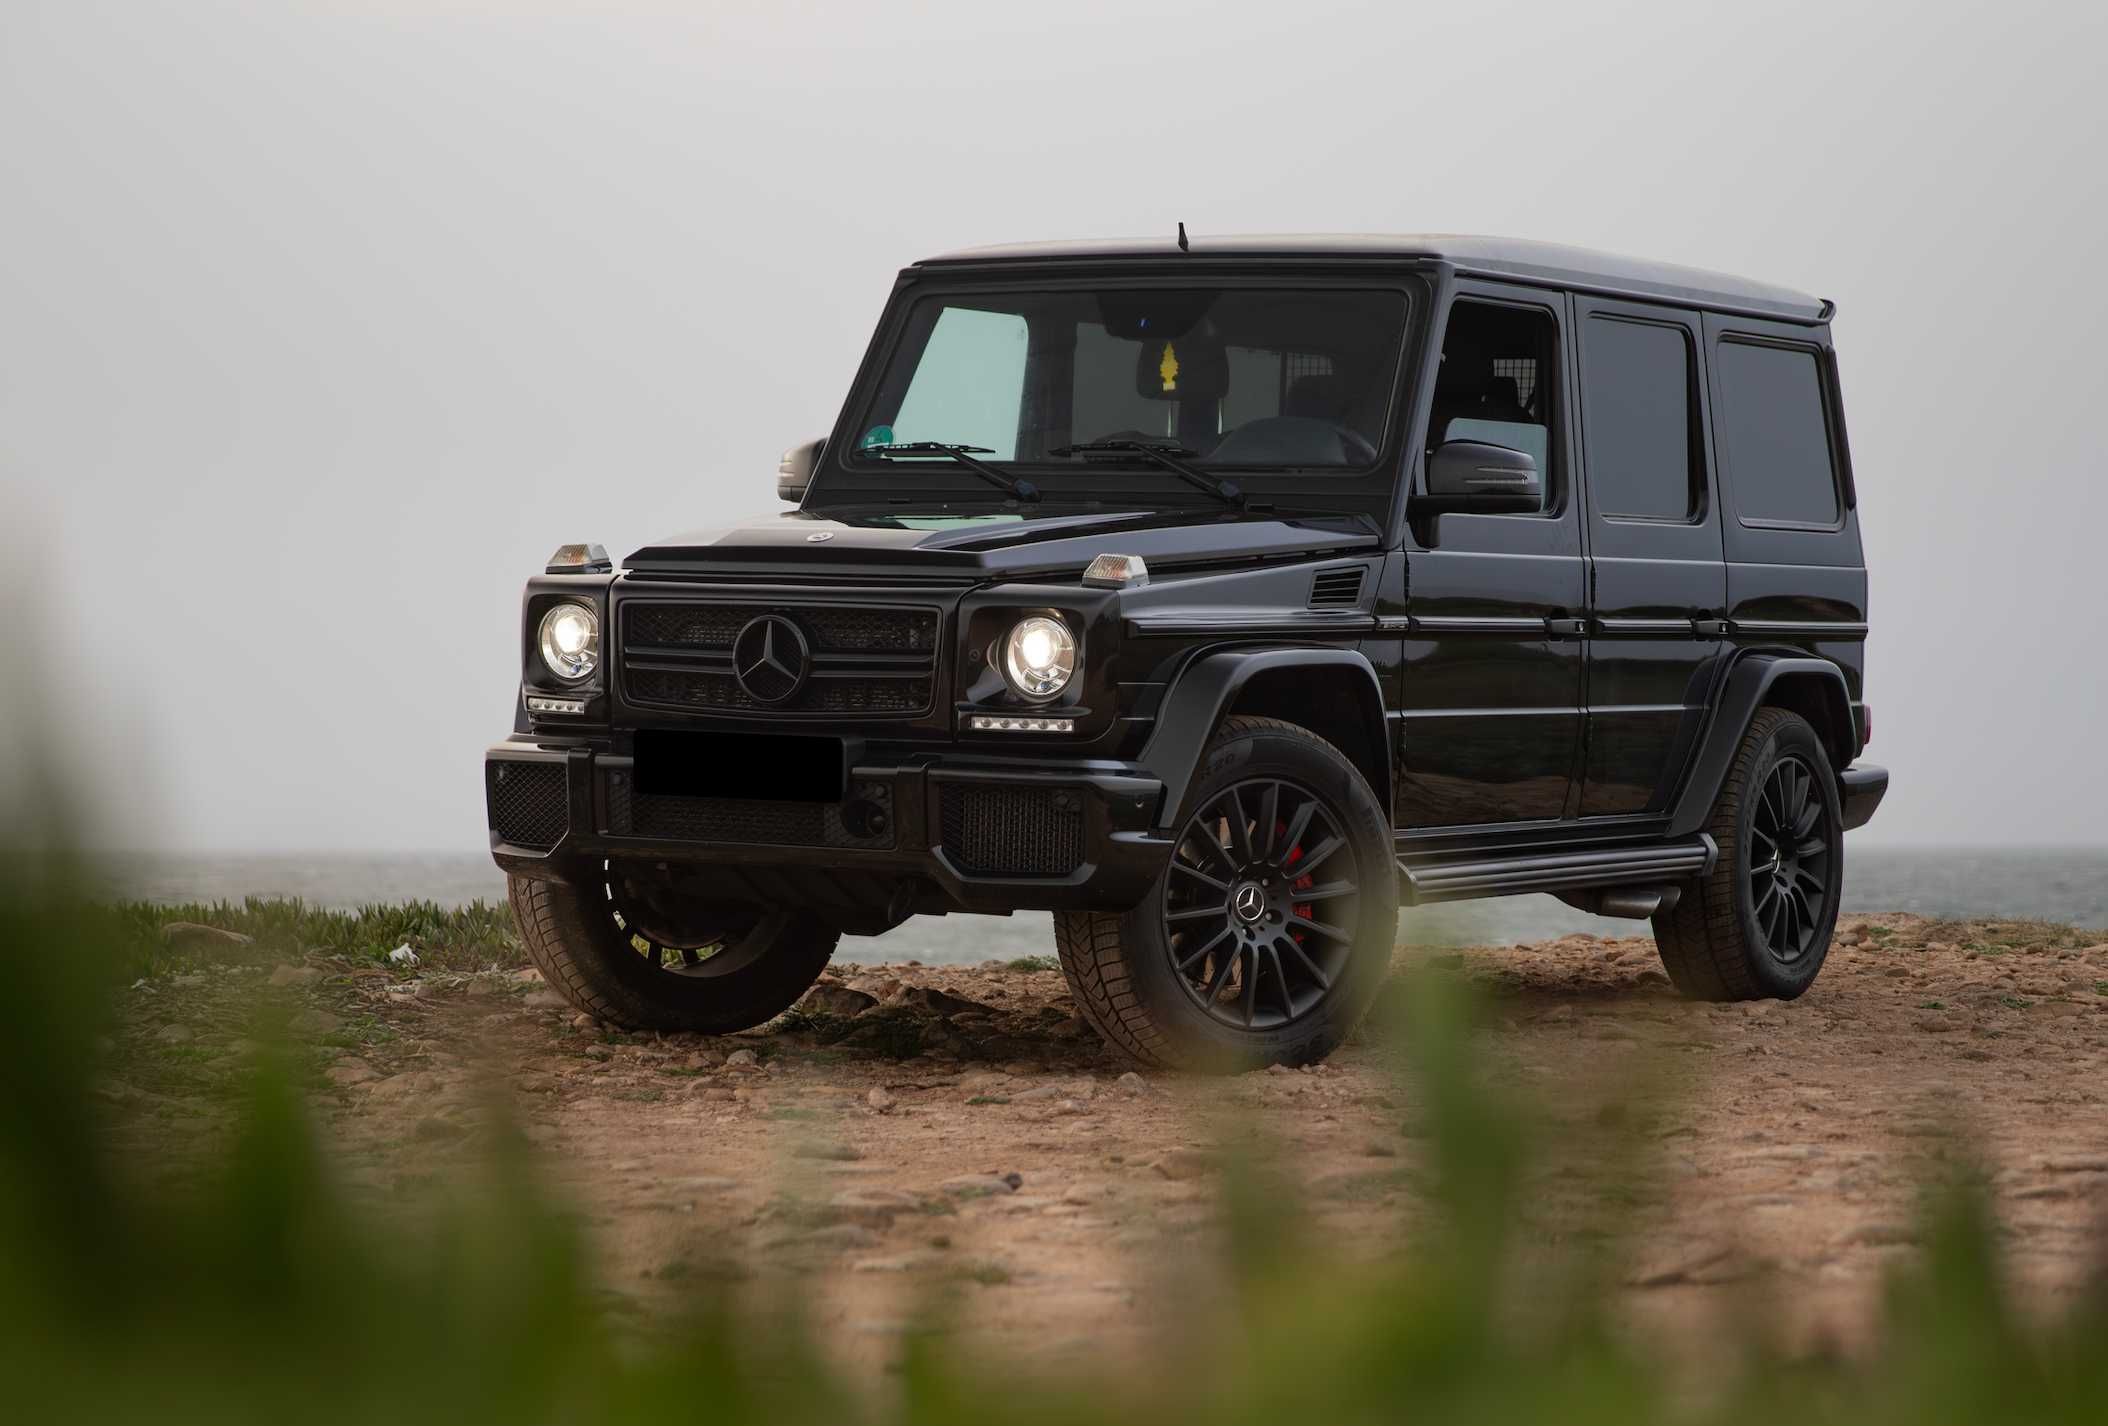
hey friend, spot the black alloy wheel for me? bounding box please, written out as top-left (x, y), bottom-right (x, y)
top-left (1161, 777), bottom-right (1360, 1031)
top-left (598, 859), bottom-right (780, 980)
top-left (1747, 754), bottom-right (1834, 965)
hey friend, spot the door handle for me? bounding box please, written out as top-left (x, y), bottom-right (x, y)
top-left (1545, 617), bottom-right (1587, 640)
top-left (1692, 617), bottom-right (1729, 637)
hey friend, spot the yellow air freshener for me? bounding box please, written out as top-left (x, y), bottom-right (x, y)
top-left (1159, 342), bottom-right (1180, 393)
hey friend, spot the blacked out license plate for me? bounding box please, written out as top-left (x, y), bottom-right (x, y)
top-left (633, 730), bottom-right (846, 803)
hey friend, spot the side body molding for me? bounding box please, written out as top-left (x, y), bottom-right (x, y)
top-left (1135, 647), bottom-right (1391, 830)
top-left (1666, 654), bottom-right (1856, 839)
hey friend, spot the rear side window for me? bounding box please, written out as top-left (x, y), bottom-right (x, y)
top-left (1715, 340), bottom-right (1839, 526)
top-left (1580, 316), bottom-right (1699, 521)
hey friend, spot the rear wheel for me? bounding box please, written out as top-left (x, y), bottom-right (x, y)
top-left (1652, 707), bottom-right (1843, 1000)
top-left (1055, 716), bottom-right (1397, 1072)
top-left (508, 861), bottom-right (837, 1033)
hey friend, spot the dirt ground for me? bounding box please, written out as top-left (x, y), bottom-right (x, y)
top-left (109, 913), bottom-right (2108, 1372)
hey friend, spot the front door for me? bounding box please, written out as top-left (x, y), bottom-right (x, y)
top-left (1571, 296), bottom-right (1728, 817)
top-left (1396, 285), bottom-right (1585, 830)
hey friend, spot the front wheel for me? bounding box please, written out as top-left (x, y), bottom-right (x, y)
top-left (1652, 707), bottom-right (1843, 1000)
top-left (509, 862), bottom-right (837, 1033)
top-left (1055, 716), bottom-right (1398, 1072)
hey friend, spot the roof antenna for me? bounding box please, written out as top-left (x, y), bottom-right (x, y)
top-left (1177, 221), bottom-right (1189, 253)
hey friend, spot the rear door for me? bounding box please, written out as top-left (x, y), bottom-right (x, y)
top-left (1396, 282), bottom-right (1585, 830)
top-left (1572, 297), bottom-right (1728, 818)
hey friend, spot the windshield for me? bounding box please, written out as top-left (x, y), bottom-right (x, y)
top-left (850, 286), bottom-right (1409, 472)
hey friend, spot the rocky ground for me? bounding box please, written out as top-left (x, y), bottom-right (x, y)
top-left (105, 914), bottom-right (2108, 1373)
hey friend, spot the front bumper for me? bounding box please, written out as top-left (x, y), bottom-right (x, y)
top-left (1840, 762), bottom-right (1888, 831)
top-left (484, 736), bottom-right (1173, 928)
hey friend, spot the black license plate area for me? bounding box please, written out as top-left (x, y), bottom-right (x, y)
top-left (634, 730), bottom-right (846, 803)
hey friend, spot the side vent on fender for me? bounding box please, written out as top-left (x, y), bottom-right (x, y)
top-left (1308, 565), bottom-right (1367, 609)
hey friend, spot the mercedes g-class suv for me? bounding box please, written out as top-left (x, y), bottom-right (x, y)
top-left (486, 234), bottom-right (1887, 1071)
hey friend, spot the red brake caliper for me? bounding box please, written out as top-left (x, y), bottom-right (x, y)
top-left (1277, 822), bottom-right (1315, 940)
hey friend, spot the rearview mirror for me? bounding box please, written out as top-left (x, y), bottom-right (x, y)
top-left (1410, 440), bottom-right (1543, 516)
top-left (777, 437), bottom-right (824, 503)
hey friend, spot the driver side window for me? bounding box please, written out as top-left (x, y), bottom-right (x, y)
top-left (1430, 300), bottom-right (1561, 514)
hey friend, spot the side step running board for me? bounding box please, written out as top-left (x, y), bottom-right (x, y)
top-left (1397, 836), bottom-right (1717, 906)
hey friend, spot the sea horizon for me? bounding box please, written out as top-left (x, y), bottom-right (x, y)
top-left (87, 845), bottom-right (2108, 966)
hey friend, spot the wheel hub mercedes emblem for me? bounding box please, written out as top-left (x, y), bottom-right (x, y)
top-left (1232, 882), bottom-right (1268, 924)
top-left (731, 614), bottom-right (810, 705)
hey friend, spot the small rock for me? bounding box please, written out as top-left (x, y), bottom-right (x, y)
top-left (851, 1254), bottom-right (934, 1274)
top-left (326, 1058), bottom-right (379, 1087)
top-left (1061, 1182), bottom-right (1106, 1204)
top-left (803, 986), bottom-right (880, 1017)
top-left (513, 967), bottom-right (544, 984)
top-left (1265, 1063), bottom-right (1291, 1075)
top-left (1010, 1085), bottom-right (1064, 1102)
top-left (723, 1048), bottom-right (760, 1070)
top-left (465, 980), bottom-right (497, 998)
top-left (154, 1023), bottom-right (193, 1046)
top-left (289, 1008), bottom-right (344, 1036)
top-left (160, 922), bottom-right (252, 950)
top-left (570, 1013), bottom-right (597, 1029)
top-left (889, 986), bottom-right (995, 1017)
top-left (866, 1086), bottom-right (896, 1114)
top-left (1150, 1147), bottom-right (1215, 1181)
top-left (389, 980), bottom-right (425, 999)
top-left (2042, 1157), bottom-right (2108, 1175)
top-left (941, 1172), bottom-right (1021, 1197)
top-left (1115, 1071), bottom-right (1150, 1097)
top-left (525, 990), bottom-right (568, 1010)
top-left (387, 944), bottom-right (421, 967)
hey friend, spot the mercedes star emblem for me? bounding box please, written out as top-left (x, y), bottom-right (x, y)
top-left (731, 614), bottom-right (810, 704)
top-left (1233, 882), bottom-right (1268, 923)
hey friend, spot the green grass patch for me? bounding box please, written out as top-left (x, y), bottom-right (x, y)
top-left (1004, 955), bottom-right (1059, 972)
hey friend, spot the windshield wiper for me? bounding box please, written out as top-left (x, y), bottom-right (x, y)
top-left (860, 442), bottom-right (1040, 503)
top-left (1048, 440), bottom-right (1245, 509)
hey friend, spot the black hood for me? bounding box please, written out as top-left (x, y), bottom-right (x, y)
top-left (625, 505), bottom-right (1381, 582)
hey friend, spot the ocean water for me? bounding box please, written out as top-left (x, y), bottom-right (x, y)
top-left (93, 846), bottom-right (2108, 966)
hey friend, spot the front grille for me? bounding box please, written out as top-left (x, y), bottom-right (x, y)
top-left (605, 774), bottom-right (896, 850)
top-left (486, 760), bottom-right (568, 849)
top-left (939, 784), bottom-right (1084, 877)
top-left (621, 600), bottom-right (940, 718)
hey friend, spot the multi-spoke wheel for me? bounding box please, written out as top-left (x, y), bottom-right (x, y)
top-left (1653, 707), bottom-right (1843, 1001)
top-left (1163, 778), bottom-right (1360, 1031)
top-left (508, 862), bottom-right (838, 1033)
top-left (1747, 756), bottom-right (1831, 964)
top-left (1055, 716), bottom-right (1397, 1071)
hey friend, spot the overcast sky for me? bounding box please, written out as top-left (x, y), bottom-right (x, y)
top-left (2, 0), bottom-right (2103, 852)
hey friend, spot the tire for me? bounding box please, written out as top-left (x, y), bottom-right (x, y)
top-left (508, 861), bottom-right (838, 1034)
top-left (1652, 707), bottom-right (1844, 1001)
top-left (1054, 715), bottom-right (1398, 1072)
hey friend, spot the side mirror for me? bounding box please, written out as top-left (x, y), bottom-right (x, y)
top-left (1410, 440), bottom-right (1543, 516)
top-left (777, 437), bottom-right (825, 503)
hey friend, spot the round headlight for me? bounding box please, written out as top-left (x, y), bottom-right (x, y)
top-left (1001, 616), bottom-right (1076, 701)
top-left (538, 602), bottom-right (600, 682)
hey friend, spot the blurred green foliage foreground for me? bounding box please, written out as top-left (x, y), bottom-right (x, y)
top-left (4, 861), bottom-right (2106, 1424)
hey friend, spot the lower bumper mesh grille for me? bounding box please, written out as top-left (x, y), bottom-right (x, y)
top-left (487, 761), bottom-right (568, 850)
top-left (939, 784), bottom-right (1084, 877)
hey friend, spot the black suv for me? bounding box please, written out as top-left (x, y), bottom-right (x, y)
top-left (486, 234), bottom-right (1887, 1071)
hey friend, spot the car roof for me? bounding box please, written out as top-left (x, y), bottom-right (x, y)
top-left (914, 233), bottom-right (1830, 324)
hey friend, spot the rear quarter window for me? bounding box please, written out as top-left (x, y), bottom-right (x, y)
top-left (1716, 340), bottom-right (1840, 526)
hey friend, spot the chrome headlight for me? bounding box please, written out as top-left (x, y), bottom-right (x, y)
top-left (1000, 616), bottom-right (1076, 701)
top-left (537, 602), bottom-right (600, 682)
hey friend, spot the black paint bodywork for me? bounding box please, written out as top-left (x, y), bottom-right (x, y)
top-left (487, 237), bottom-right (1886, 934)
